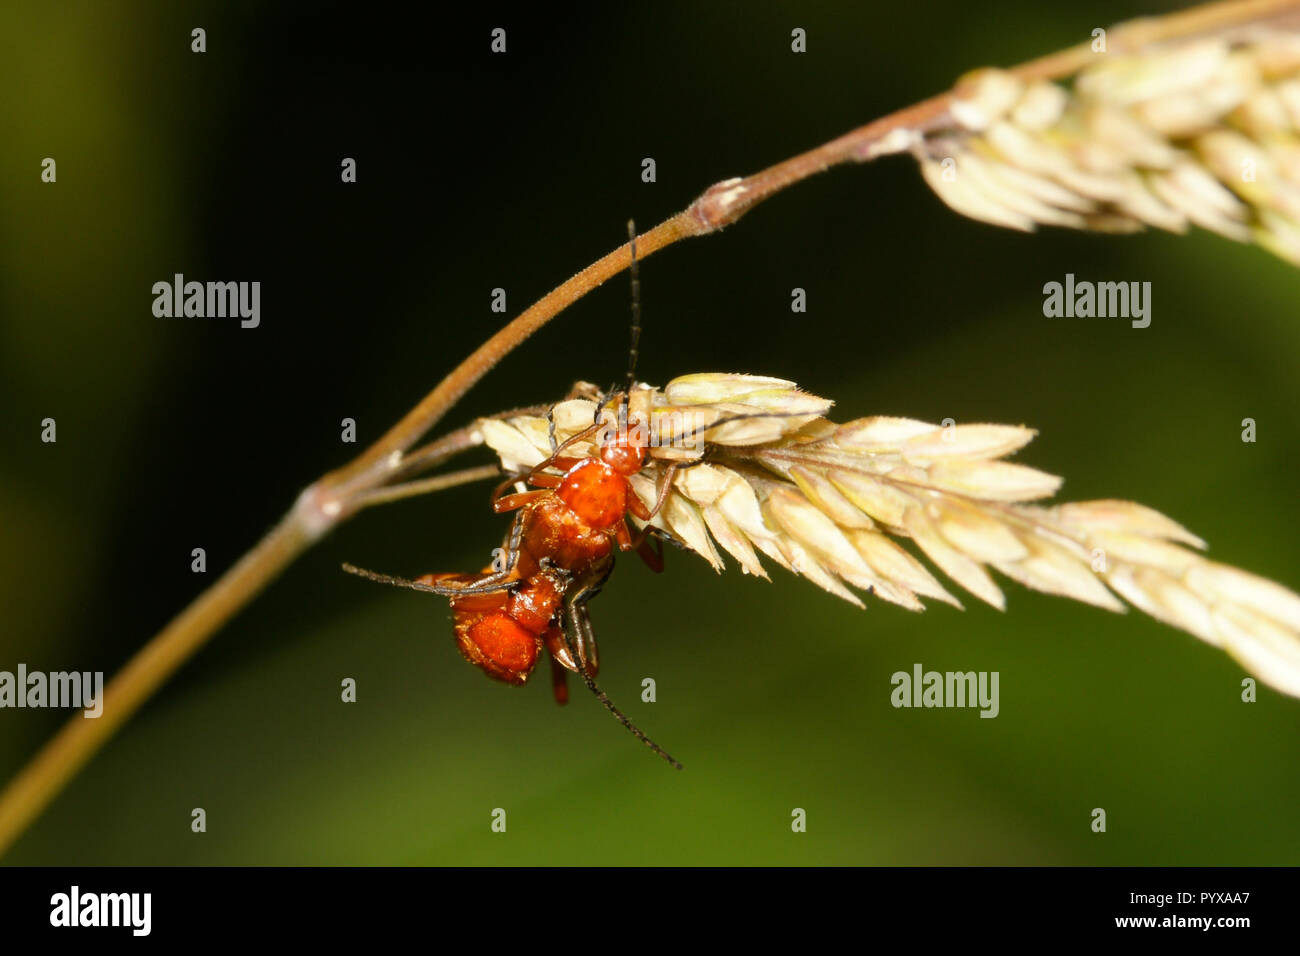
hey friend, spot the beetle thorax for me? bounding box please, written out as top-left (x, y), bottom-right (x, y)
top-left (556, 458), bottom-right (628, 531)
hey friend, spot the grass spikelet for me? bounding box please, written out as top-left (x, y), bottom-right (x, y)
top-left (917, 16), bottom-right (1300, 263)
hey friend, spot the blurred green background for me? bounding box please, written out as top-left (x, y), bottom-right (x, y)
top-left (2, 0), bottom-right (1298, 864)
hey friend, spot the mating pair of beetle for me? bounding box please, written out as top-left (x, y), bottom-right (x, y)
top-left (343, 224), bottom-right (793, 768)
top-left (345, 389), bottom-right (687, 766)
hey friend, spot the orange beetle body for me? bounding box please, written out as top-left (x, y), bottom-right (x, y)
top-left (418, 421), bottom-right (661, 692)
top-left (420, 565), bottom-right (569, 686)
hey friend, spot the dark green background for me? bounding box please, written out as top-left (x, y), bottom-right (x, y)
top-left (2, 1), bottom-right (1298, 864)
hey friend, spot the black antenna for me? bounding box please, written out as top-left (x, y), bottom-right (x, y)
top-left (562, 603), bottom-right (682, 769)
top-left (622, 218), bottom-right (641, 431)
top-left (341, 562), bottom-right (517, 598)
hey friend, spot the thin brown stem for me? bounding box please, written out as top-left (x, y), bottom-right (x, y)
top-left (0, 510), bottom-right (311, 855)
top-left (1, 0), bottom-right (1289, 858)
top-left (387, 404), bottom-right (548, 484)
top-left (352, 464), bottom-right (503, 510)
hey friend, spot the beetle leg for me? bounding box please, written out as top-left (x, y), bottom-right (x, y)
top-left (561, 603), bottom-right (600, 679)
top-left (549, 558), bottom-right (612, 676)
top-left (547, 644), bottom-right (570, 705)
top-left (643, 463), bottom-right (677, 522)
top-left (535, 422), bottom-right (603, 472)
top-left (636, 535), bottom-right (664, 573)
top-left (493, 488), bottom-right (551, 513)
top-left (624, 463), bottom-right (679, 551)
top-left (546, 404), bottom-right (559, 454)
top-left (645, 525), bottom-right (689, 551)
top-left (516, 455), bottom-right (585, 496)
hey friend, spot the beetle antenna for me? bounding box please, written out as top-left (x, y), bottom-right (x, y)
top-left (622, 218), bottom-right (641, 432)
top-left (563, 605), bottom-right (681, 769)
top-left (341, 562), bottom-right (517, 598)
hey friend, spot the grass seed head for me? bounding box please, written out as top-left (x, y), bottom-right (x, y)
top-left (918, 22), bottom-right (1300, 264)
top-left (480, 374), bottom-right (1300, 697)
